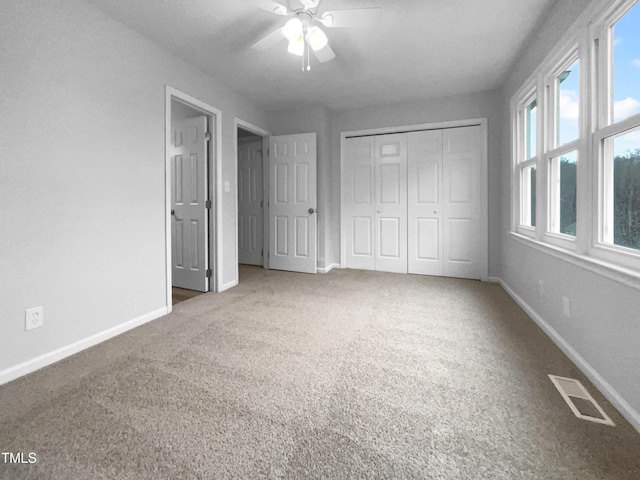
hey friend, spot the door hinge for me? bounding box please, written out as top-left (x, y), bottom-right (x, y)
top-left (206, 268), bottom-right (212, 278)
top-left (260, 200), bottom-right (263, 208)
top-left (205, 132), bottom-right (211, 142)
top-left (261, 249), bottom-right (264, 257)
top-left (205, 200), bottom-right (212, 209)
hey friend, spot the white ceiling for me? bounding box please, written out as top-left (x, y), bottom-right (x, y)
top-left (85, 0), bottom-right (556, 112)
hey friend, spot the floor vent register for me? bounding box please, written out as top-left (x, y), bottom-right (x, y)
top-left (548, 375), bottom-right (615, 426)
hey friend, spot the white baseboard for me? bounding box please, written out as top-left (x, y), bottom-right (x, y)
top-left (317, 263), bottom-right (340, 274)
top-left (486, 276), bottom-right (501, 283)
top-left (499, 279), bottom-right (640, 434)
top-left (0, 307), bottom-right (168, 386)
top-left (219, 279), bottom-right (238, 292)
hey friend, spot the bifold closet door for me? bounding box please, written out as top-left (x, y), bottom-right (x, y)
top-left (407, 126), bottom-right (482, 279)
top-left (442, 126), bottom-right (482, 279)
top-left (344, 136), bottom-right (376, 270)
top-left (408, 130), bottom-right (443, 276)
top-left (374, 134), bottom-right (407, 273)
top-left (343, 134), bottom-right (407, 273)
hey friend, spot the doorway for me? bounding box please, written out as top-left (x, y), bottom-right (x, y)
top-left (165, 87), bottom-right (221, 309)
top-left (235, 119), bottom-right (270, 283)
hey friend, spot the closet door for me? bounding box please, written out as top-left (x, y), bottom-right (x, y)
top-left (408, 130), bottom-right (443, 275)
top-left (442, 126), bottom-right (482, 279)
top-left (374, 134), bottom-right (407, 273)
top-left (344, 136), bottom-right (376, 270)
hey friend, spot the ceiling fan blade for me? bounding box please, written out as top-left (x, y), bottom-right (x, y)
top-left (313, 43), bottom-right (336, 63)
top-left (250, 28), bottom-right (284, 51)
top-left (248, 0), bottom-right (290, 16)
top-left (321, 8), bottom-right (382, 28)
top-left (248, 0), bottom-right (290, 15)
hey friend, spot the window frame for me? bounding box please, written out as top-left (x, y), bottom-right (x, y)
top-left (510, 0), bottom-right (640, 276)
top-left (542, 45), bottom-right (585, 251)
top-left (591, 0), bottom-right (640, 270)
top-left (512, 85), bottom-right (539, 237)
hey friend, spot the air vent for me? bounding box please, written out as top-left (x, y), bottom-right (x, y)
top-left (548, 375), bottom-right (615, 426)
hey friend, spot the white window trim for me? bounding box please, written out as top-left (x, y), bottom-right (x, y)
top-left (512, 83), bottom-right (539, 237)
top-left (511, 0), bottom-right (640, 275)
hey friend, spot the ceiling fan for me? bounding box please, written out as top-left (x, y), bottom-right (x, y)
top-left (249, 0), bottom-right (381, 71)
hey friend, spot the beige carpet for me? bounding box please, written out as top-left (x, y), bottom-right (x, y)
top-left (1, 266), bottom-right (639, 479)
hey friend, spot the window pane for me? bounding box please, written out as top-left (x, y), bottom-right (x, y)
top-left (522, 165), bottom-right (536, 227)
top-left (551, 151), bottom-right (577, 236)
top-left (526, 100), bottom-right (537, 159)
top-left (557, 59), bottom-right (580, 146)
top-left (612, 2), bottom-right (640, 123)
top-left (612, 128), bottom-right (640, 250)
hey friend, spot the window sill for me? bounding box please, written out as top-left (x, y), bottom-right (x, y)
top-left (509, 231), bottom-right (640, 290)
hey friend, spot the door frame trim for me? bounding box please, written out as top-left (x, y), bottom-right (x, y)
top-left (165, 86), bottom-right (222, 310)
top-left (339, 117), bottom-right (489, 281)
top-left (234, 118), bottom-right (271, 279)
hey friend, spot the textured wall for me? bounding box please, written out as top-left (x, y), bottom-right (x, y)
top-left (0, 0), bottom-right (269, 375)
top-left (499, 0), bottom-right (640, 428)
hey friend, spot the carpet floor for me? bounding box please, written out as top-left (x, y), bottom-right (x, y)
top-left (1, 266), bottom-right (639, 479)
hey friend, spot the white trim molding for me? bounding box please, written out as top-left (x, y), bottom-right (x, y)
top-left (499, 279), bottom-right (640, 434)
top-left (317, 263), bottom-right (340, 274)
top-left (165, 86), bottom-right (222, 298)
top-left (0, 307), bottom-right (168, 386)
top-left (234, 118), bottom-right (272, 277)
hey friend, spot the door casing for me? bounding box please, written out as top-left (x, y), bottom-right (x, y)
top-left (165, 86), bottom-right (221, 311)
top-left (234, 118), bottom-right (271, 282)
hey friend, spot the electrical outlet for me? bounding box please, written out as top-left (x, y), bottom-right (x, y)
top-left (538, 280), bottom-right (544, 299)
top-left (25, 307), bottom-right (44, 331)
top-left (562, 297), bottom-right (571, 318)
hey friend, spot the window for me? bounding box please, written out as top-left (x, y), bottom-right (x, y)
top-left (549, 151), bottom-right (578, 236)
top-left (526, 100), bottom-right (538, 159)
top-left (511, 0), bottom-right (640, 272)
top-left (596, 0), bottom-right (640, 260)
top-left (515, 93), bottom-right (538, 231)
top-left (556, 59), bottom-right (580, 147)
top-left (546, 51), bottom-right (581, 244)
top-left (611, 2), bottom-right (640, 124)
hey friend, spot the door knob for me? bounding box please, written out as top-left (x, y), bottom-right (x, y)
top-left (308, 208), bottom-right (316, 214)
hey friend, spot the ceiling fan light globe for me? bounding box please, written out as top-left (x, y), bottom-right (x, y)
top-left (320, 13), bottom-right (334, 27)
top-left (307, 26), bottom-right (328, 51)
top-left (273, 5), bottom-right (288, 15)
top-left (282, 18), bottom-right (303, 41)
top-left (287, 36), bottom-right (304, 56)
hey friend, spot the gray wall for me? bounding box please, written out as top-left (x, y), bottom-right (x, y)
top-left (499, 0), bottom-right (640, 427)
top-left (0, 0), bottom-right (269, 376)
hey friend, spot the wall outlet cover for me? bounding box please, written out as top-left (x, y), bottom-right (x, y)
top-left (25, 306), bottom-right (44, 331)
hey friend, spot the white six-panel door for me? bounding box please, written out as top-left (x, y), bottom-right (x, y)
top-left (344, 125), bottom-right (482, 280)
top-left (344, 136), bottom-right (376, 270)
top-left (171, 116), bottom-right (208, 292)
top-left (408, 130), bottom-right (443, 276)
top-left (442, 126), bottom-right (482, 279)
top-left (269, 133), bottom-right (317, 274)
top-left (374, 134), bottom-right (408, 273)
top-left (238, 138), bottom-right (264, 266)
